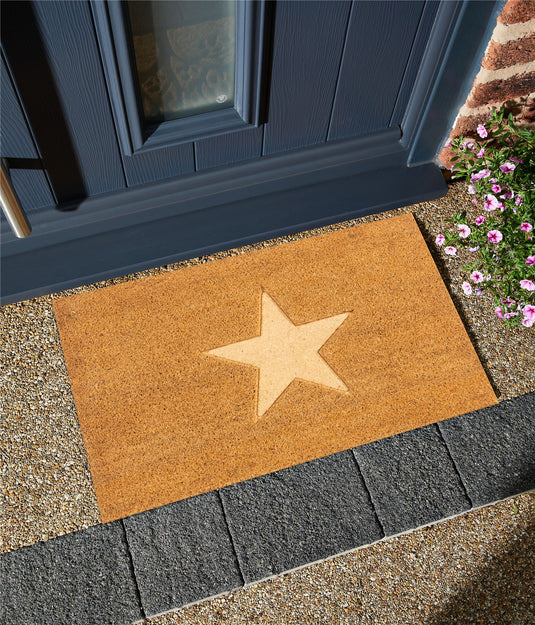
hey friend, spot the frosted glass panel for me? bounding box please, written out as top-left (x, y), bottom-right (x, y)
top-left (127, 1), bottom-right (236, 123)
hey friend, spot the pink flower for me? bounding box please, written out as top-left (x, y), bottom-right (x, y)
top-left (435, 233), bottom-right (445, 246)
top-left (504, 312), bottom-right (519, 319)
top-left (487, 230), bottom-right (503, 243)
top-left (494, 307), bottom-right (504, 319)
top-left (510, 158), bottom-right (523, 164)
top-left (520, 279), bottom-right (535, 291)
top-left (462, 281), bottom-right (472, 295)
top-left (457, 224), bottom-right (471, 238)
top-left (476, 148), bottom-right (486, 158)
top-left (472, 198), bottom-right (478, 205)
top-left (522, 317), bottom-right (534, 327)
top-left (489, 178), bottom-right (497, 183)
top-left (470, 168), bottom-right (491, 182)
top-left (444, 246), bottom-right (457, 256)
top-left (500, 189), bottom-right (513, 200)
top-left (475, 215), bottom-right (485, 226)
top-left (491, 184), bottom-right (501, 193)
top-left (468, 184), bottom-right (477, 194)
top-left (520, 222), bottom-right (533, 233)
top-left (499, 161), bottom-right (516, 173)
top-left (526, 255), bottom-right (535, 266)
top-left (469, 246), bottom-right (480, 252)
top-left (523, 304), bottom-right (535, 322)
top-left (462, 140), bottom-right (475, 151)
top-left (444, 139), bottom-right (452, 148)
top-left (477, 124), bottom-right (488, 138)
top-left (470, 270), bottom-right (485, 283)
top-left (483, 194), bottom-right (500, 211)
top-left (515, 195), bottom-right (523, 206)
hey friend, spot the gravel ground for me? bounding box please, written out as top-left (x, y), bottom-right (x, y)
top-left (1, 180), bottom-right (534, 579)
top-left (146, 492), bottom-right (535, 625)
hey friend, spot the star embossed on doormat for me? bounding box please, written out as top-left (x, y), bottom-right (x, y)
top-left (53, 213), bottom-right (497, 522)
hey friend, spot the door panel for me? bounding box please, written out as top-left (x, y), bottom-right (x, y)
top-left (328, 0), bottom-right (425, 140)
top-left (1, 0), bottom-right (126, 203)
top-left (0, 55), bottom-right (55, 211)
top-left (195, 126), bottom-right (263, 171)
top-left (262, 1), bottom-right (351, 155)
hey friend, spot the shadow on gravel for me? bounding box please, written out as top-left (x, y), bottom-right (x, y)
top-left (427, 499), bottom-right (535, 625)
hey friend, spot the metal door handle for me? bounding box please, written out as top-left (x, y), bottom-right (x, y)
top-left (1, 159), bottom-right (31, 238)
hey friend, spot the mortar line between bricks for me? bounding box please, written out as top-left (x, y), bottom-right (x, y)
top-left (121, 519), bottom-right (147, 622)
top-left (216, 490), bottom-right (246, 587)
top-left (350, 449), bottom-right (386, 538)
top-left (436, 422), bottom-right (474, 509)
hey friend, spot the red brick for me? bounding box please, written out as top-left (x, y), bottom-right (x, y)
top-left (482, 34), bottom-right (535, 70)
top-left (467, 71), bottom-right (535, 107)
top-left (498, 0), bottom-right (535, 24)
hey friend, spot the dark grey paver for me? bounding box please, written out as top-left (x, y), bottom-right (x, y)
top-left (439, 392), bottom-right (535, 507)
top-left (0, 522), bottom-right (142, 625)
top-left (220, 450), bottom-right (383, 583)
top-left (353, 424), bottom-right (471, 536)
top-left (123, 491), bottom-right (243, 618)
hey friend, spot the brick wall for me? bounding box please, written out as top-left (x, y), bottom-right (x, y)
top-left (439, 0), bottom-right (535, 169)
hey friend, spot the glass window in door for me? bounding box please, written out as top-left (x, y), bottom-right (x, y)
top-left (127, 1), bottom-right (236, 124)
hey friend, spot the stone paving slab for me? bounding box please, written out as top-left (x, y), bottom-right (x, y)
top-left (353, 424), bottom-right (471, 535)
top-left (219, 450), bottom-right (383, 583)
top-left (0, 521), bottom-right (142, 625)
top-left (123, 491), bottom-right (243, 618)
top-left (439, 391), bottom-right (535, 507)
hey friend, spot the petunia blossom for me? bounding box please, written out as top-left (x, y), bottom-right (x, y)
top-left (491, 184), bottom-right (501, 193)
top-left (469, 246), bottom-right (480, 252)
top-left (435, 233), bottom-right (445, 246)
top-left (457, 224), bottom-right (471, 238)
top-left (499, 162), bottom-right (516, 173)
top-left (487, 230), bottom-right (503, 243)
top-left (475, 215), bottom-right (485, 226)
top-left (500, 189), bottom-right (514, 200)
top-left (515, 195), bottom-right (523, 206)
top-left (470, 270), bottom-right (484, 283)
top-left (526, 255), bottom-right (535, 266)
top-left (470, 168), bottom-right (491, 182)
top-left (494, 307), bottom-right (504, 318)
top-left (476, 148), bottom-right (486, 158)
top-left (523, 304), bottom-right (535, 322)
top-left (462, 281), bottom-right (472, 295)
top-left (477, 124), bottom-right (488, 138)
top-left (444, 246), bottom-right (457, 256)
top-left (520, 222), bottom-right (533, 233)
top-left (522, 317), bottom-right (534, 327)
top-left (467, 184), bottom-right (477, 194)
top-left (520, 279), bottom-right (535, 291)
top-left (483, 194), bottom-right (500, 211)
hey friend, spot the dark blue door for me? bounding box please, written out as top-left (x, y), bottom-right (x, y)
top-left (0, 1), bottom-right (501, 304)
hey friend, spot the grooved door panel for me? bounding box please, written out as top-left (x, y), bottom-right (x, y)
top-left (328, 0), bottom-right (425, 141)
top-left (195, 127), bottom-right (264, 171)
top-left (122, 144), bottom-right (195, 187)
top-left (0, 55), bottom-right (55, 211)
top-left (262, 1), bottom-right (351, 155)
top-left (2, 0), bottom-right (126, 202)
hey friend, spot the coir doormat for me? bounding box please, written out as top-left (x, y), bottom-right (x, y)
top-left (54, 214), bottom-right (497, 522)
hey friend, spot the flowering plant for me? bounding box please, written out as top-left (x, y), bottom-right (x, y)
top-left (437, 108), bottom-right (535, 327)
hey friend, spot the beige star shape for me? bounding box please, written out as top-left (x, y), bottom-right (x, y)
top-left (206, 291), bottom-right (350, 417)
